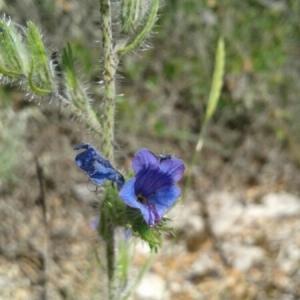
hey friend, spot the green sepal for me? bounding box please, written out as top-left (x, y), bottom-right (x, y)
top-left (125, 207), bottom-right (164, 252)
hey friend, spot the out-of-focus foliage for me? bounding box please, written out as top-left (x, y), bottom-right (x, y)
top-left (119, 0), bottom-right (300, 163)
top-left (1, 0), bottom-right (300, 163)
top-left (0, 94), bottom-right (30, 186)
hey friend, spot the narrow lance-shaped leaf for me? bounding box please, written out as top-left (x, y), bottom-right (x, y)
top-left (0, 19), bottom-right (25, 77)
top-left (184, 37), bottom-right (226, 197)
top-left (62, 44), bottom-right (102, 135)
top-left (121, 0), bottom-right (135, 33)
top-left (196, 37), bottom-right (225, 152)
top-left (62, 43), bottom-right (89, 109)
top-left (27, 21), bottom-right (55, 96)
top-left (121, 0), bottom-right (142, 34)
top-left (205, 37), bottom-right (225, 122)
top-left (62, 43), bottom-right (77, 88)
top-left (117, 0), bottom-right (159, 55)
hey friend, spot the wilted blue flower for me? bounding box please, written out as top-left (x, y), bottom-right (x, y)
top-left (74, 143), bottom-right (125, 191)
top-left (119, 148), bottom-right (185, 226)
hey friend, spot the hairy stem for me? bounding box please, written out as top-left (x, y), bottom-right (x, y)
top-left (105, 232), bottom-right (116, 300)
top-left (100, 0), bottom-right (118, 161)
top-left (100, 1), bottom-right (118, 299)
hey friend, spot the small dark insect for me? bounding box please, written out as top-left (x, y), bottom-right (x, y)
top-left (158, 154), bottom-right (173, 163)
top-left (51, 51), bottom-right (62, 78)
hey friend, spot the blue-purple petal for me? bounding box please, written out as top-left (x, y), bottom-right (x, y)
top-left (132, 149), bottom-right (159, 174)
top-left (134, 167), bottom-right (173, 196)
top-left (119, 178), bottom-right (160, 225)
top-left (89, 172), bottom-right (110, 185)
top-left (119, 178), bottom-right (139, 209)
top-left (147, 185), bottom-right (181, 216)
top-left (138, 204), bottom-right (159, 226)
top-left (159, 158), bottom-right (185, 182)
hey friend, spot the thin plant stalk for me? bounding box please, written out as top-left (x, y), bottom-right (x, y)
top-left (184, 37), bottom-right (225, 198)
top-left (100, 0), bottom-right (118, 162)
top-left (121, 251), bottom-right (155, 300)
top-left (100, 0), bottom-right (118, 299)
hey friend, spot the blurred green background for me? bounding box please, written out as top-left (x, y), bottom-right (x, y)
top-left (1, 0), bottom-right (300, 189)
top-left (1, 0), bottom-right (300, 299)
top-left (1, 0), bottom-right (300, 167)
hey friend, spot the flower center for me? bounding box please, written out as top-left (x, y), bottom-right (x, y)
top-left (137, 193), bottom-right (147, 204)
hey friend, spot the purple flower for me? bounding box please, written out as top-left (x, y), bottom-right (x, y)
top-left (74, 143), bottom-right (125, 190)
top-left (119, 149), bottom-right (185, 226)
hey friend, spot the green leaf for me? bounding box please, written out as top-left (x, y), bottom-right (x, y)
top-left (26, 21), bottom-right (54, 96)
top-left (62, 43), bottom-right (88, 109)
top-left (121, 0), bottom-right (140, 33)
top-left (118, 0), bottom-right (159, 55)
top-left (196, 37), bottom-right (225, 152)
top-left (0, 19), bottom-right (27, 77)
top-left (205, 37), bottom-right (225, 122)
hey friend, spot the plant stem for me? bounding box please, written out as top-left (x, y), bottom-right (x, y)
top-left (100, 0), bottom-right (118, 161)
top-left (106, 231), bottom-right (116, 300)
top-left (100, 0), bottom-right (118, 299)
